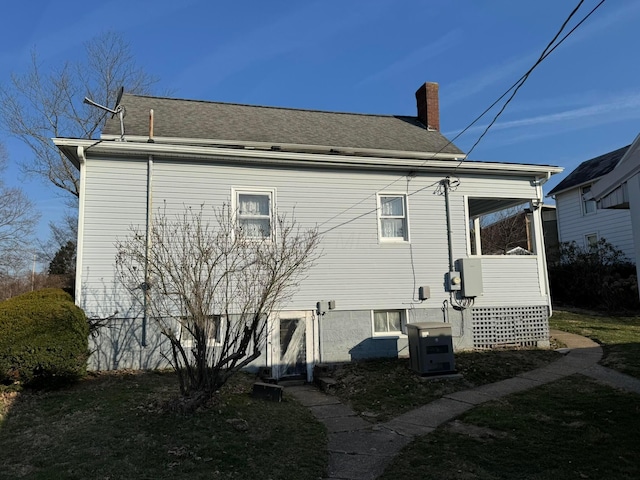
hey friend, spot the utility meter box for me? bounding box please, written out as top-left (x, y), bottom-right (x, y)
top-left (406, 323), bottom-right (456, 376)
top-left (458, 258), bottom-right (483, 297)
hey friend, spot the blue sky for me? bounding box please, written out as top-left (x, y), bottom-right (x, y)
top-left (1, 0), bottom-right (639, 245)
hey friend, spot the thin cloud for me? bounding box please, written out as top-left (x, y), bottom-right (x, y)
top-left (358, 29), bottom-right (462, 86)
top-left (448, 91), bottom-right (640, 148)
top-left (442, 54), bottom-right (533, 106)
top-left (442, 0), bottom-right (640, 107)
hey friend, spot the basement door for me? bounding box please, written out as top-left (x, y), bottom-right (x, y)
top-left (272, 311), bottom-right (315, 382)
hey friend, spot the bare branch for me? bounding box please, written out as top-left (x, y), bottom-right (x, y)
top-left (0, 31), bottom-right (159, 198)
top-left (115, 203), bottom-right (321, 402)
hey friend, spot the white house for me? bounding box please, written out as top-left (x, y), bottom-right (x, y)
top-left (590, 132), bottom-right (640, 298)
top-left (54, 82), bottom-right (562, 378)
top-left (547, 145), bottom-right (636, 263)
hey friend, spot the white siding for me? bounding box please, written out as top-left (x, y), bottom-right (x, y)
top-left (79, 156), bottom-right (550, 316)
top-left (473, 257), bottom-right (542, 306)
top-left (79, 157), bottom-right (148, 317)
top-left (556, 188), bottom-right (635, 263)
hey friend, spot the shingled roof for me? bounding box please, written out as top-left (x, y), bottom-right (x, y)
top-left (548, 145), bottom-right (630, 196)
top-left (102, 93), bottom-right (463, 156)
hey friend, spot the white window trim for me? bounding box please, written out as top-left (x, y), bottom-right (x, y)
top-left (377, 193), bottom-right (410, 243)
top-left (232, 187), bottom-right (277, 240)
top-left (581, 185), bottom-right (596, 216)
top-left (585, 232), bottom-right (598, 249)
top-left (371, 309), bottom-right (408, 337)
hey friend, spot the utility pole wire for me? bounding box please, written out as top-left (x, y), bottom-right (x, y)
top-left (452, 0), bottom-right (605, 172)
top-left (319, 0), bottom-right (605, 236)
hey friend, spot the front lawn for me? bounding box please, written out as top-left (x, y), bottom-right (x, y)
top-left (0, 371), bottom-right (327, 479)
top-left (330, 348), bottom-right (561, 422)
top-left (380, 375), bottom-right (640, 479)
top-left (550, 310), bottom-right (640, 378)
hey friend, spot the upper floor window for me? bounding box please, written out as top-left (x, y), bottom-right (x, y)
top-left (581, 185), bottom-right (596, 215)
top-left (378, 194), bottom-right (409, 241)
top-left (234, 189), bottom-right (275, 239)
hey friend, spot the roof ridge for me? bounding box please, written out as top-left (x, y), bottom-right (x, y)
top-left (121, 93), bottom-right (416, 119)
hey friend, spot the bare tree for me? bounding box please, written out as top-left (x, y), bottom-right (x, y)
top-left (0, 31), bottom-right (158, 199)
top-left (478, 205), bottom-right (530, 255)
top-left (0, 144), bottom-right (39, 280)
top-left (115, 204), bottom-right (321, 405)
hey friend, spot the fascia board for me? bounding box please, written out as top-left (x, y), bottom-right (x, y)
top-left (101, 133), bottom-right (464, 161)
top-left (53, 138), bottom-right (563, 177)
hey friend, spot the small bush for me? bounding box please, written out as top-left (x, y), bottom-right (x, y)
top-left (549, 239), bottom-right (639, 312)
top-left (0, 288), bottom-right (89, 389)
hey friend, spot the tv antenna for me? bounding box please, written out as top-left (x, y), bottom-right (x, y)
top-left (83, 86), bottom-right (126, 141)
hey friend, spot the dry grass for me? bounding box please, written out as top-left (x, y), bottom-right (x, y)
top-left (0, 371), bottom-right (327, 479)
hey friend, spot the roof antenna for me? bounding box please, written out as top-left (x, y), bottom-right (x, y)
top-left (84, 86), bottom-right (126, 141)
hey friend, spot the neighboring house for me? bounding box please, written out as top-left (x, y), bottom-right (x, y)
top-left (547, 145), bottom-right (636, 263)
top-left (54, 82), bottom-right (562, 377)
top-left (590, 132), bottom-right (640, 299)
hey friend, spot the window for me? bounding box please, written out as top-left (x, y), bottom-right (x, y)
top-left (581, 185), bottom-right (596, 215)
top-left (585, 233), bottom-right (598, 250)
top-left (378, 194), bottom-right (408, 241)
top-left (180, 315), bottom-right (222, 346)
top-left (373, 310), bottom-right (405, 335)
top-left (234, 189), bottom-right (274, 239)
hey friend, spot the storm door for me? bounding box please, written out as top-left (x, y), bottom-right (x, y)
top-left (272, 311), bottom-right (315, 381)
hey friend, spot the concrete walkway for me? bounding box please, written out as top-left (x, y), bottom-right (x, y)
top-left (286, 330), bottom-right (640, 480)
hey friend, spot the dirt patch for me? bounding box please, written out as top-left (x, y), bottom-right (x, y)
top-left (0, 390), bottom-right (20, 420)
top-left (444, 419), bottom-right (511, 442)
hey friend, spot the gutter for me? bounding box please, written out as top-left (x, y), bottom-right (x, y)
top-left (100, 134), bottom-right (464, 161)
top-left (53, 138), bottom-right (563, 177)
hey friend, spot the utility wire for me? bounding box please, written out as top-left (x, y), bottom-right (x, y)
top-left (451, 0), bottom-right (605, 173)
top-left (319, 0), bottom-right (604, 236)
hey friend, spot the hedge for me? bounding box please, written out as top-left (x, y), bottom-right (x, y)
top-left (0, 288), bottom-right (89, 388)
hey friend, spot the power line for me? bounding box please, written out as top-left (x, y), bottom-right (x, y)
top-left (451, 0), bottom-right (605, 173)
top-left (317, 0), bottom-right (605, 236)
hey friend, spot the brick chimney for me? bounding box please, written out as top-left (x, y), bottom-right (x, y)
top-left (415, 82), bottom-right (440, 131)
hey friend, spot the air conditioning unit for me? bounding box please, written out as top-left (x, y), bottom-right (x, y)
top-left (407, 322), bottom-right (456, 375)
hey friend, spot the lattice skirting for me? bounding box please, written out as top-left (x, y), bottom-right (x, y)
top-left (471, 305), bottom-right (549, 349)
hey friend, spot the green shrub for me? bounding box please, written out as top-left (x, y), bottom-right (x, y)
top-left (549, 239), bottom-right (639, 312)
top-left (0, 288), bottom-right (89, 388)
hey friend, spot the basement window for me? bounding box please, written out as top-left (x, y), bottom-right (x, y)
top-left (372, 310), bottom-right (406, 336)
top-left (179, 315), bottom-right (222, 347)
top-left (467, 198), bottom-right (536, 255)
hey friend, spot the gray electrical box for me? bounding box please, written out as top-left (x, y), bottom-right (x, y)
top-left (458, 258), bottom-right (483, 297)
top-left (406, 323), bottom-right (456, 376)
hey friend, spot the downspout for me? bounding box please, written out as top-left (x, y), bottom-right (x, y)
top-left (142, 110), bottom-right (155, 347)
top-left (442, 177), bottom-right (455, 273)
top-left (75, 146), bottom-right (87, 307)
